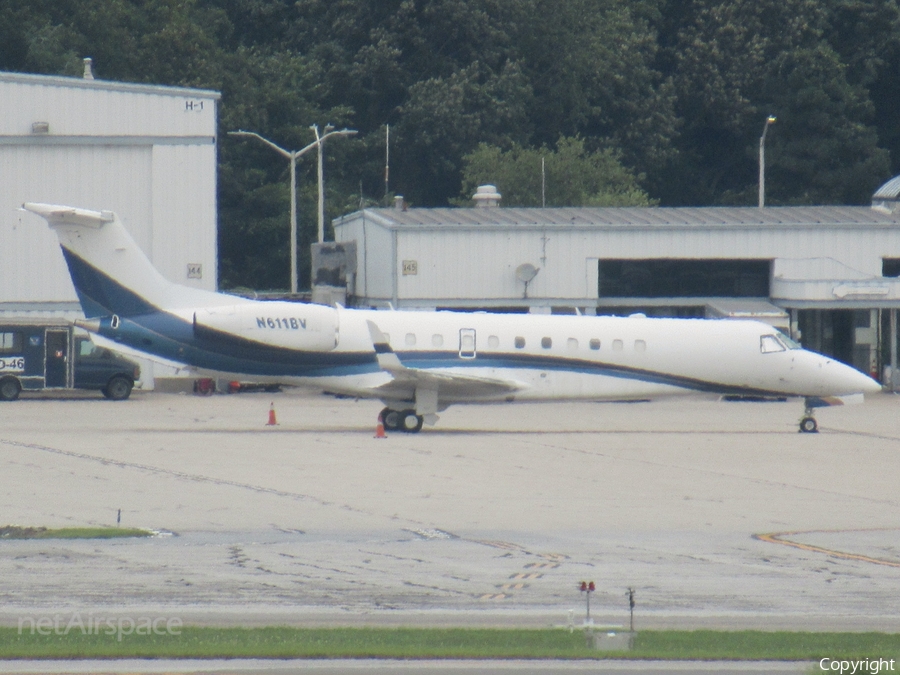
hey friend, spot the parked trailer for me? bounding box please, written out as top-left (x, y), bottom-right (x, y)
top-left (0, 322), bottom-right (139, 401)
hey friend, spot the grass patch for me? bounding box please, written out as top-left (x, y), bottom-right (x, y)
top-left (0, 526), bottom-right (152, 540)
top-left (1, 626), bottom-right (899, 662)
top-left (638, 630), bottom-right (900, 661)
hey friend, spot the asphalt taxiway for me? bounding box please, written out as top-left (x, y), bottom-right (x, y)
top-left (0, 389), bottom-right (899, 632)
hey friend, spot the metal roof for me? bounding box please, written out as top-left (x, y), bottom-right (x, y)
top-left (874, 175), bottom-right (900, 200)
top-left (336, 206), bottom-right (900, 231)
top-left (0, 71), bottom-right (220, 100)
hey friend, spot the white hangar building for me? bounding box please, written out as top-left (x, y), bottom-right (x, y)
top-left (0, 66), bottom-right (220, 387)
top-left (333, 189), bottom-right (900, 383)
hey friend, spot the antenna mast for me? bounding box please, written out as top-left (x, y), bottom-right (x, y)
top-left (384, 124), bottom-right (390, 199)
top-left (541, 156), bottom-right (546, 208)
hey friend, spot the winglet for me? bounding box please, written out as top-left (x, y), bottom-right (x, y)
top-left (367, 320), bottom-right (405, 372)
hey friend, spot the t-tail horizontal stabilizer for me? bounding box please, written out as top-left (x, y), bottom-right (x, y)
top-left (22, 202), bottom-right (228, 318)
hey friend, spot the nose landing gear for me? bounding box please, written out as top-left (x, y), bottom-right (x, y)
top-left (799, 399), bottom-right (818, 433)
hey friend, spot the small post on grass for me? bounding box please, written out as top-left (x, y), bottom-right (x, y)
top-left (626, 587), bottom-right (636, 632)
top-left (117, 509), bottom-right (121, 527)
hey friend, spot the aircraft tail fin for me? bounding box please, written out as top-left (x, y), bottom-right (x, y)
top-left (23, 203), bottom-right (217, 318)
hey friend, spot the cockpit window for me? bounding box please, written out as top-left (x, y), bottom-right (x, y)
top-left (760, 334), bottom-right (786, 354)
top-left (775, 331), bottom-right (801, 349)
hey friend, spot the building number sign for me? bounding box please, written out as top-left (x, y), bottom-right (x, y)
top-left (402, 260), bottom-right (418, 276)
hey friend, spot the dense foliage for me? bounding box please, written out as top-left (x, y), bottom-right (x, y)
top-left (2, 0), bottom-right (898, 289)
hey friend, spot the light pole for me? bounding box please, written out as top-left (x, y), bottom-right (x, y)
top-left (758, 115), bottom-right (776, 208)
top-left (311, 124), bottom-right (357, 245)
top-left (228, 126), bottom-right (357, 293)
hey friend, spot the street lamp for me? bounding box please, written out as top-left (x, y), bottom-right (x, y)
top-left (310, 124), bottom-right (357, 245)
top-left (758, 115), bottom-right (776, 208)
top-left (228, 126), bottom-right (357, 293)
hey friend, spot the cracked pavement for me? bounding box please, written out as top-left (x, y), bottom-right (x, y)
top-left (1, 390), bottom-right (899, 630)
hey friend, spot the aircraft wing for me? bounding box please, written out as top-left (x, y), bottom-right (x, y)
top-left (366, 321), bottom-right (523, 400)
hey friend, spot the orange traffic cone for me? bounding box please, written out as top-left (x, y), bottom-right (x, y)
top-left (266, 402), bottom-right (278, 426)
top-left (374, 413), bottom-right (386, 439)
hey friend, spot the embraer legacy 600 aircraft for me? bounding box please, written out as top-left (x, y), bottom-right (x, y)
top-left (22, 203), bottom-right (881, 433)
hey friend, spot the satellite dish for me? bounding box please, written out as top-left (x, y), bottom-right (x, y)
top-left (515, 263), bottom-right (539, 283)
top-left (515, 263), bottom-right (539, 299)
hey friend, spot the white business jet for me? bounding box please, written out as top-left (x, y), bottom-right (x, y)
top-left (20, 203), bottom-right (881, 433)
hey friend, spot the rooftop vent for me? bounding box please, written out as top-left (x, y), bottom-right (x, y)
top-left (83, 58), bottom-right (94, 80)
top-left (31, 122), bottom-right (49, 134)
top-left (393, 195), bottom-right (406, 210)
top-left (473, 184), bottom-right (501, 208)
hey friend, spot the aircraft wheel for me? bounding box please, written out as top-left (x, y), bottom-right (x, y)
top-left (0, 377), bottom-right (21, 401)
top-left (382, 408), bottom-right (402, 431)
top-left (400, 409), bottom-right (424, 433)
top-left (799, 416), bottom-right (818, 433)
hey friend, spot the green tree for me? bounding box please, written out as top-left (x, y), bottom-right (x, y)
top-left (821, 0), bottom-right (900, 176)
top-left (459, 137), bottom-right (654, 207)
top-left (508, 0), bottom-right (677, 174)
top-left (394, 61), bottom-right (534, 206)
top-left (226, 0), bottom-right (674, 207)
top-left (217, 49), bottom-right (350, 291)
top-left (656, 0), bottom-right (890, 205)
top-left (6, 0), bottom-right (900, 287)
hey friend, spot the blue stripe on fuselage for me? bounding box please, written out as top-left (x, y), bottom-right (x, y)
top-left (396, 351), bottom-right (783, 397)
top-left (61, 247), bottom-right (781, 393)
top-left (62, 247), bottom-right (379, 377)
top-left (102, 312), bottom-right (379, 377)
top-left (62, 247), bottom-right (157, 318)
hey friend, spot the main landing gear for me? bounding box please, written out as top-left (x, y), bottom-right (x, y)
top-left (799, 399), bottom-right (818, 433)
top-left (380, 407), bottom-right (424, 434)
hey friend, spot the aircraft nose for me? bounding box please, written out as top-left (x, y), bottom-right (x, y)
top-left (828, 359), bottom-right (882, 395)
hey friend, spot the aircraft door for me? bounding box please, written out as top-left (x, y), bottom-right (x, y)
top-left (45, 330), bottom-right (69, 387)
top-left (459, 328), bottom-right (476, 359)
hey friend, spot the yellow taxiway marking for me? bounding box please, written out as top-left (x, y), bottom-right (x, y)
top-left (499, 582), bottom-right (528, 590)
top-left (475, 540), bottom-right (523, 551)
top-left (754, 528), bottom-right (900, 569)
top-left (479, 593), bottom-right (508, 600)
top-left (539, 553), bottom-right (569, 561)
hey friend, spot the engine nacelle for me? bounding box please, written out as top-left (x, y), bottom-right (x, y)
top-left (193, 302), bottom-right (338, 351)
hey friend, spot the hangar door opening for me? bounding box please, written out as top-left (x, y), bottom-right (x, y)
top-left (798, 309), bottom-right (878, 377)
top-left (598, 259), bottom-right (771, 298)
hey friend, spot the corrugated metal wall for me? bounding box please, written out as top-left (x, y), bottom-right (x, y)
top-left (1, 144), bottom-right (153, 301)
top-left (338, 213), bottom-right (395, 302)
top-left (0, 73), bottom-right (220, 388)
top-left (0, 75), bottom-right (215, 138)
top-left (335, 210), bottom-right (900, 307)
top-left (0, 73), bottom-right (219, 304)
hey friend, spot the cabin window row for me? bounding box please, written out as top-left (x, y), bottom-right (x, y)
top-left (388, 332), bottom-right (646, 353)
top-left (515, 337), bottom-right (646, 352)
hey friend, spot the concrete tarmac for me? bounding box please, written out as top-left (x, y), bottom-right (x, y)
top-left (1, 390), bottom-right (899, 634)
